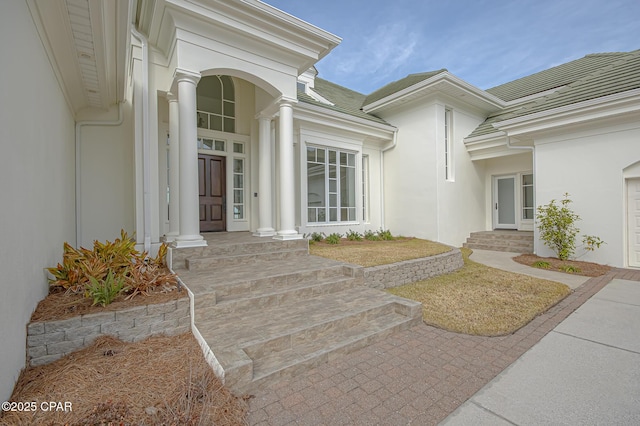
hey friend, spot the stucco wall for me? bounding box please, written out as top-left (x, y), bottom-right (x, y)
top-left (0, 1), bottom-right (76, 402)
top-left (435, 106), bottom-right (486, 247)
top-left (77, 105), bottom-right (135, 248)
top-left (382, 102), bottom-right (440, 240)
top-left (534, 120), bottom-right (640, 267)
top-left (381, 100), bottom-right (485, 247)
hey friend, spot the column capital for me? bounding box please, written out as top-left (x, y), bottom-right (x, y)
top-left (255, 111), bottom-right (275, 121)
top-left (276, 95), bottom-right (298, 108)
top-left (166, 91), bottom-right (177, 102)
top-left (173, 68), bottom-right (201, 85)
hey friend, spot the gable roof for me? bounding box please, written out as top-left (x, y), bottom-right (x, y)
top-left (297, 78), bottom-right (389, 125)
top-left (467, 50), bottom-right (640, 139)
top-left (362, 70), bottom-right (448, 106)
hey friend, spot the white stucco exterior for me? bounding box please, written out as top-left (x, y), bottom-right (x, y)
top-left (533, 120), bottom-right (640, 265)
top-left (1, 0), bottom-right (638, 403)
top-left (0, 0), bottom-right (76, 402)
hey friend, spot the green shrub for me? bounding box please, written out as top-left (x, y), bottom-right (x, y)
top-left (305, 232), bottom-right (325, 243)
top-left (86, 270), bottom-right (127, 307)
top-left (346, 229), bottom-right (363, 241)
top-left (559, 264), bottom-right (581, 274)
top-left (532, 260), bottom-right (551, 269)
top-left (325, 233), bottom-right (342, 244)
top-left (364, 230), bottom-right (381, 241)
top-left (377, 229), bottom-right (394, 241)
top-left (536, 193), bottom-right (604, 260)
top-left (47, 230), bottom-right (177, 301)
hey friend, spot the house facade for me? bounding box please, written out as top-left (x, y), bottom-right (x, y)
top-left (1, 0), bottom-right (639, 402)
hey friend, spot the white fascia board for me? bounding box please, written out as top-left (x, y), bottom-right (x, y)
top-left (493, 89), bottom-right (640, 136)
top-left (157, 0), bottom-right (340, 71)
top-left (295, 102), bottom-right (396, 141)
top-left (362, 72), bottom-right (506, 113)
top-left (465, 132), bottom-right (509, 160)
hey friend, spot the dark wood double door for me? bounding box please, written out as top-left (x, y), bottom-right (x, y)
top-left (198, 154), bottom-right (226, 232)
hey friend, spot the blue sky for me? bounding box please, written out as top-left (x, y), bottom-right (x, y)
top-left (265, 0), bottom-right (640, 94)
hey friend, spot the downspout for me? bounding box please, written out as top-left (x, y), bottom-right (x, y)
top-left (380, 129), bottom-right (398, 229)
top-left (75, 103), bottom-right (124, 248)
top-left (131, 27), bottom-right (151, 253)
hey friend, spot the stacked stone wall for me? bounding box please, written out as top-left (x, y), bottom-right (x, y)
top-left (364, 249), bottom-right (463, 289)
top-left (27, 298), bottom-right (190, 366)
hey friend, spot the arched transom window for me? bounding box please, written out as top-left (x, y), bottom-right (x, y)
top-left (196, 75), bottom-right (235, 133)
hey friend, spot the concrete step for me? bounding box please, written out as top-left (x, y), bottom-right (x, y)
top-left (171, 238), bottom-right (308, 270)
top-left (463, 242), bottom-right (534, 253)
top-left (464, 238), bottom-right (533, 249)
top-left (185, 247), bottom-right (308, 270)
top-left (194, 276), bottom-right (362, 322)
top-left (171, 232), bottom-right (421, 394)
top-left (464, 231), bottom-right (534, 253)
top-left (197, 286), bottom-right (421, 393)
top-left (468, 231), bottom-right (534, 241)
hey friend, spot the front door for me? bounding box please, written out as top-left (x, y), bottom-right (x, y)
top-left (198, 154), bottom-right (226, 232)
top-left (494, 175), bottom-right (517, 229)
top-left (627, 178), bottom-right (640, 267)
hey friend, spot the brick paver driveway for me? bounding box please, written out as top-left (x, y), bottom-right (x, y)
top-left (249, 269), bottom-right (640, 425)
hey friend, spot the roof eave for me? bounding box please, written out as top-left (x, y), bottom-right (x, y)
top-left (295, 101), bottom-right (396, 140)
top-left (492, 88), bottom-right (640, 136)
top-left (362, 72), bottom-right (506, 114)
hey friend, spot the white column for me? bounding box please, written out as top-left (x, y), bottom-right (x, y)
top-left (254, 115), bottom-right (275, 236)
top-left (174, 70), bottom-right (206, 247)
top-left (274, 99), bottom-right (302, 240)
top-left (164, 92), bottom-right (180, 241)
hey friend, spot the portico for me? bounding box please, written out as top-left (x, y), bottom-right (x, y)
top-left (134, 0), bottom-right (341, 248)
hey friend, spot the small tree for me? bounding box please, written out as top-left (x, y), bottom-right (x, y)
top-left (536, 193), bottom-right (604, 260)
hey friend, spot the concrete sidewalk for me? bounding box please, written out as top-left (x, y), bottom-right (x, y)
top-left (469, 249), bottom-right (589, 289)
top-left (442, 278), bottom-right (640, 425)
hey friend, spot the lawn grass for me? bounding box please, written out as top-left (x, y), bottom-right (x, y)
top-left (387, 248), bottom-right (571, 336)
top-left (309, 237), bottom-right (452, 267)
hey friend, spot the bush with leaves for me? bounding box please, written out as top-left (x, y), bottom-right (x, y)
top-left (47, 230), bottom-right (177, 305)
top-left (364, 230), bottom-right (381, 241)
top-left (345, 229), bottom-right (363, 241)
top-left (377, 229), bottom-right (394, 241)
top-left (305, 232), bottom-right (325, 243)
top-left (325, 233), bottom-right (342, 244)
top-left (86, 270), bottom-right (127, 307)
top-left (536, 193), bottom-right (604, 260)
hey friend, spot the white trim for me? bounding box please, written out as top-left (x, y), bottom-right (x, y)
top-left (362, 72), bottom-right (506, 113)
top-left (492, 89), bottom-right (640, 136)
top-left (493, 175), bottom-right (518, 229)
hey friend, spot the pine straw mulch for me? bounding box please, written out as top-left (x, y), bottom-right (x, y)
top-left (30, 285), bottom-right (188, 323)
top-left (513, 254), bottom-right (611, 277)
top-left (1, 333), bottom-right (249, 426)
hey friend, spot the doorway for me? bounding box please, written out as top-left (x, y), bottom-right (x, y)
top-left (198, 154), bottom-right (226, 232)
top-left (628, 178), bottom-right (640, 267)
top-left (493, 175), bottom-right (517, 229)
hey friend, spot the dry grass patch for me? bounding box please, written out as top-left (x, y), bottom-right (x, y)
top-left (387, 248), bottom-right (571, 336)
top-left (1, 333), bottom-right (249, 426)
top-left (309, 237), bottom-right (451, 267)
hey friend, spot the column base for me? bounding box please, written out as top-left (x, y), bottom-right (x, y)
top-left (172, 234), bottom-right (207, 248)
top-left (161, 233), bottom-right (179, 243)
top-left (253, 228), bottom-right (276, 237)
top-left (273, 230), bottom-right (303, 241)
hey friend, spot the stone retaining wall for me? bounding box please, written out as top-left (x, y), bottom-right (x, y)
top-left (364, 248), bottom-right (463, 289)
top-left (26, 298), bottom-right (190, 367)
